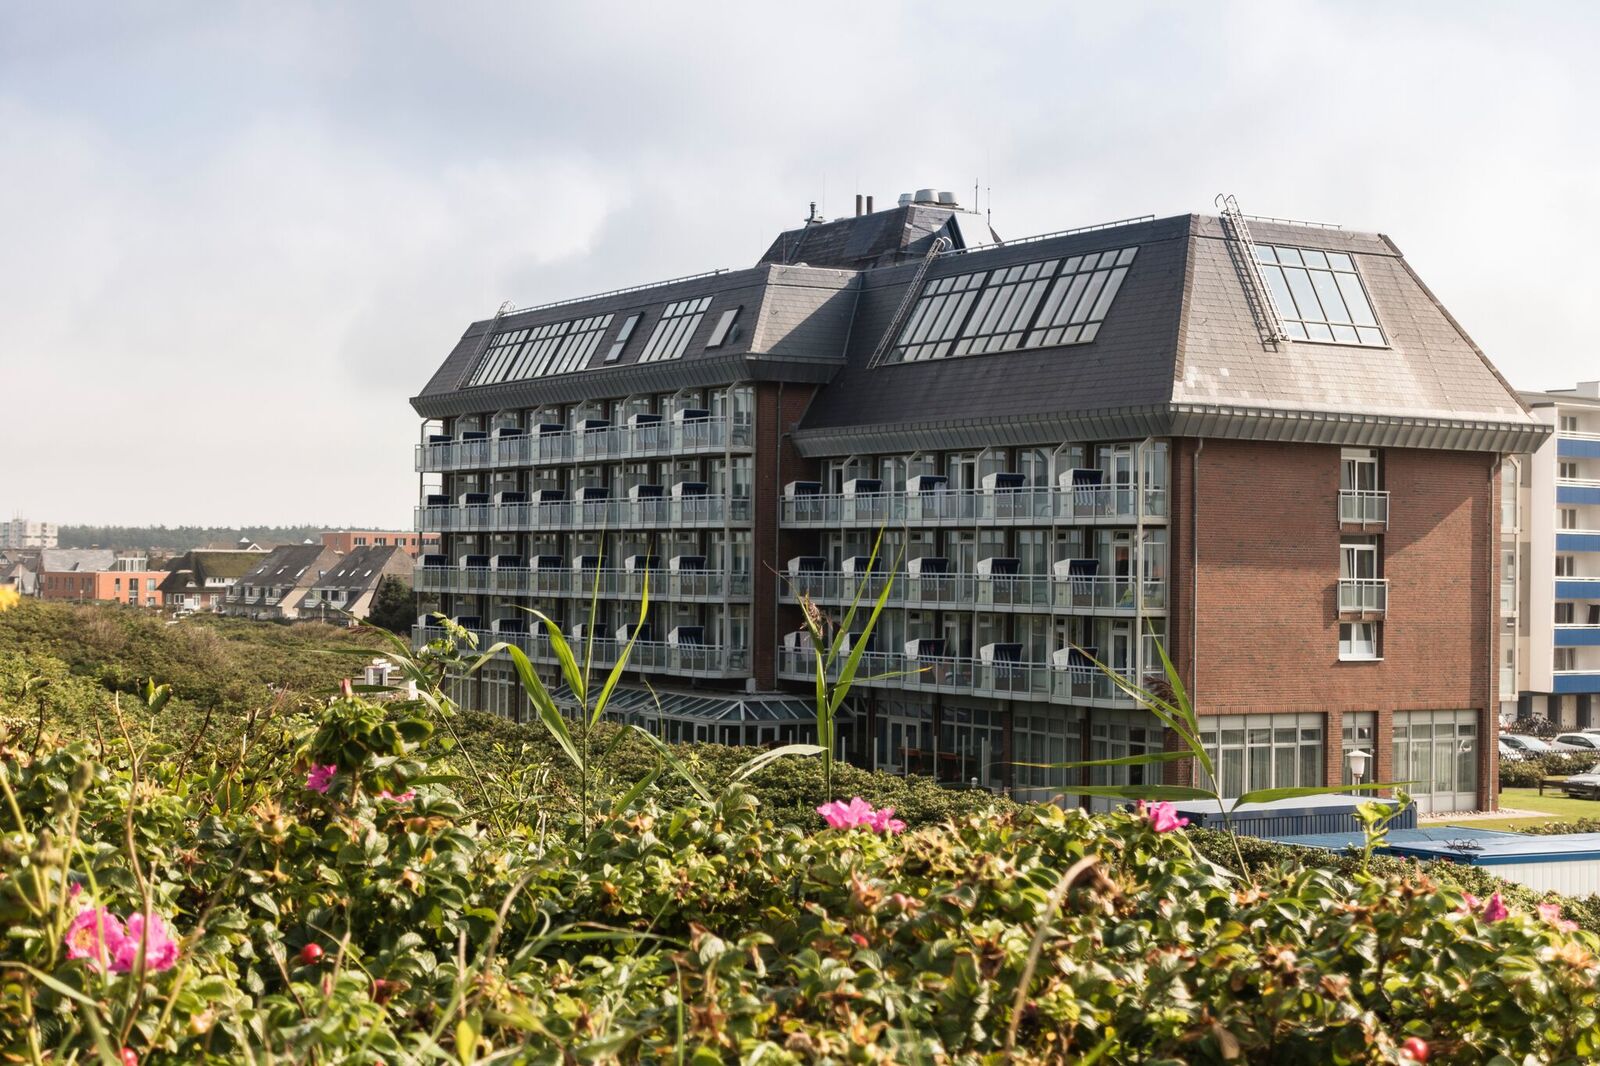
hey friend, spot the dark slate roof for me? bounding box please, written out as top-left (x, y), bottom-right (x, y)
top-left (411, 263), bottom-right (857, 418)
top-left (238, 545), bottom-right (338, 589)
top-left (413, 208), bottom-right (1545, 454)
top-left (314, 545), bottom-right (413, 592)
top-left (158, 550), bottom-right (262, 595)
top-left (757, 204), bottom-right (994, 270)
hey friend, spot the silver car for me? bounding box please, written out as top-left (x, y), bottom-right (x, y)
top-left (1562, 763), bottom-right (1600, 799)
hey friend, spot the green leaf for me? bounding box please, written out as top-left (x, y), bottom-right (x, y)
top-left (505, 645), bottom-right (580, 770)
top-left (1028, 750), bottom-right (1195, 771)
top-left (1069, 785), bottom-right (1218, 802)
top-left (630, 722), bottom-right (712, 804)
top-left (829, 537), bottom-right (904, 720)
top-left (613, 760), bottom-right (662, 814)
top-left (525, 608), bottom-right (586, 705)
top-left (1232, 782), bottom-right (1409, 808)
top-left (730, 744), bottom-right (824, 783)
top-left (593, 567), bottom-right (648, 728)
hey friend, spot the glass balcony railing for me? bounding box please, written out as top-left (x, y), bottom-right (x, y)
top-left (775, 644), bottom-right (1147, 707)
top-left (1338, 489), bottom-right (1389, 527)
top-left (415, 416), bottom-right (753, 472)
top-left (415, 494), bottom-right (752, 533)
top-left (1337, 578), bottom-right (1388, 615)
top-left (781, 570), bottom-right (1164, 614)
top-left (416, 625), bottom-right (749, 679)
top-left (413, 566), bottom-right (751, 600)
top-left (779, 484), bottom-right (1166, 527)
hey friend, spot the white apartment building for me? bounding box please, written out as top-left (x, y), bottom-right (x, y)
top-left (1513, 383), bottom-right (1600, 727)
top-left (0, 517), bottom-right (57, 549)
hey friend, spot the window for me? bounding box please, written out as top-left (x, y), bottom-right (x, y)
top-left (355, 538), bottom-right (367, 546)
top-left (1557, 602), bottom-right (1575, 624)
top-left (638, 297), bottom-right (712, 363)
top-left (1558, 555), bottom-right (1577, 577)
top-left (1254, 245), bottom-right (1384, 345)
top-left (883, 248), bottom-right (1137, 365)
top-left (1199, 713), bottom-right (1325, 798)
top-left (466, 313), bottom-right (615, 386)
top-left (146, 578), bottom-right (156, 591)
top-left (1392, 709), bottom-right (1478, 813)
top-left (605, 313), bottom-right (641, 362)
top-left (1562, 415), bottom-right (1580, 433)
top-left (705, 307), bottom-right (741, 348)
top-left (1340, 712), bottom-right (1377, 790)
top-left (1340, 621), bottom-right (1380, 660)
top-left (1556, 648), bottom-right (1577, 672)
top-left (1340, 537), bottom-right (1378, 581)
top-left (1562, 508), bottom-right (1580, 530)
top-left (1560, 462), bottom-right (1581, 481)
top-left (1340, 447), bottom-right (1379, 492)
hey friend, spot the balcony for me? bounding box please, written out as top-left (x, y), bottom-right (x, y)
top-left (1338, 489), bottom-right (1389, 528)
top-left (775, 644), bottom-right (1145, 707)
top-left (1555, 625), bottom-right (1600, 647)
top-left (415, 494), bottom-right (752, 533)
top-left (413, 565), bottom-right (750, 602)
top-left (1556, 478), bottom-right (1600, 506)
top-left (1556, 531), bottom-right (1600, 553)
top-left (779, 484), bottom-right (1165, 528)
top-left (1553, 670), bottom-right (1600, 694)
top-left (417, 625), bottom-right (749, 680)
top-left (1337, 578), bottom-right (1388, 616)
top-left (415, 416), bottom-right (752, 473)
top-left (1557, 577), bottom-right (1600, 600)
top-left (781, 569), bottom-right (1164, 615)
top-left (1557, 432), bottom-right (1600, 459)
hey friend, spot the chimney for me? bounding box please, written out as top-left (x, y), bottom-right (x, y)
top-left (855, 194), bottom-right (863, 217)
top-left (866, 195), bottom-right (874, 213)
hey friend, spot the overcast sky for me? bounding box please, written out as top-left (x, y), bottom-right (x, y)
top-left (2, 1), bottom-right (1596, 527)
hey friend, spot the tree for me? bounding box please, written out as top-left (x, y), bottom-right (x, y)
top-left (367, 576), bottom-right (417, 634)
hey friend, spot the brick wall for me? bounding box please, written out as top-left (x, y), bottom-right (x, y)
top-left (752, 383), bottom-right (820, 687)
top-left (1168, 438), bottom-right (1498, 806)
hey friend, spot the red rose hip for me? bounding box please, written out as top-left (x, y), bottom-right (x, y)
top-left (298, 943), bottom-right (324, 965)
top-left (1400, 1037), bottom-right (1429, 1062)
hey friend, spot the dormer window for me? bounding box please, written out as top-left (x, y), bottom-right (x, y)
top-left (1254, 245), bottom-right (1384, 346)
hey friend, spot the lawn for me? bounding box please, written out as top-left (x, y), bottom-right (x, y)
top-left (1433, 786), bottom-right (1600, 830)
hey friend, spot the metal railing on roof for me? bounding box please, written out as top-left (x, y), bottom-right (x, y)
top-left (497, 268), bottom-right (731, 319)
top-left (1241, 213), bottom-right (1342, 230)
top-left (936, 215), bottom-right (1158, 258)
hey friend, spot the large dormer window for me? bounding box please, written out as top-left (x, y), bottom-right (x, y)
top-left (465, 313), bottom-right (615, 386)
top-left (639, 297), bottom-right (713, 363)
top-left (1254, 245), bottom-right (1385, 346)
top-left (879, 248), bottom-right (1137, 365)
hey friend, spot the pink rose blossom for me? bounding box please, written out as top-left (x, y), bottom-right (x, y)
top-left (376, 790), bottom-right (417, 803)
top-left (1136, 800), bottom-right (1189, 833)
top-left (64, 907), bottom-right (125, 971)
top-left (816, 797), bottom-right (905, 835)
top-left (69, 881), bottom-right (83, 899)
top-left (1538, 902), bottom-right (1580, 933)
top-left (1458, 892), bottom-right (1479, 915)
top-left (1482, 893), bottom-right (1509, 922)
top-left (113, 912), bottom-right (180, 973)
top-left (304, 764), bottom-right (337, 794)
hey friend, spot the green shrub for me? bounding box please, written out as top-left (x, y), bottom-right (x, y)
top-left (1498, 751), bottom-right (1598, 788)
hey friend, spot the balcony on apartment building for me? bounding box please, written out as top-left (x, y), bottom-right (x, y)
top-left (779, 472), bottom-right (1166, 529)
top-left (1557, 426), bottom-right (1600, 460)
top-left (416, 485), bottom-right (752, 533)
top-left (415, 413), bottom-right (753, 473)
top-left (775, 640), bottom-right (1146, 708)
top-left (780, 557), bottom-right (1165, 616)
top-left (413, 555), bottom-right (750, 602)
top-left (1337, 489), bottom-right (1390, 528)
top-left (416, 623), bottom-right (749, 679)
top-left (1337, 577), bottom-right (1389, 617)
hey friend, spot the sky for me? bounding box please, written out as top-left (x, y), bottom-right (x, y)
top-left (1, 1), bottom-right (1597, 527)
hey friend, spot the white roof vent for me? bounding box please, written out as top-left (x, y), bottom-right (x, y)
top-left (898, 192), bottom-right (913, 206)
top-left (937, 191), bottom-right (957, 206)
top-left (914, 188), bottom-right (937, 204)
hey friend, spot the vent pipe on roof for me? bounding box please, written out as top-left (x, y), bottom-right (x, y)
top-left (866, 195), bottom-right (874, 213)
top-left (855, 194), bottom-right (863, 217)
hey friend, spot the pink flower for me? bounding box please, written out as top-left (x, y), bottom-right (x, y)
top-left (1538, 902), bottom-right (1580, 933)
top-left (64, 907), bottom-right (125, 971)
top-left (1482, 893), bottom-right (1508, 922)
top-left (816, 797), bottom-right (905, 835)
top-left (376, 790), bottom-right (416, 803)
top-left (1458, 892), bottom-right (1479, 914)
top-left (69, 881), bottom-right (83, 899)
top-left (113, 912), bottom-right (180, 973)
top-left (304, 764), bottom-right (337, 794)
top-left (1136, 800), bottom-right (1189, 833)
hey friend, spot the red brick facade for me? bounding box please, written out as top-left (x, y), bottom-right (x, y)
top-left (752, 382), bottom-right (821, 687)
top-left (1166, 439), bottom-right (1499, 808)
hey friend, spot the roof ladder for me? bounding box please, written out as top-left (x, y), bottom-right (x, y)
top-left (455, 300), bottom-right (516, 388)
top-left (867, 235), bottom-right (951, 369)
top-left (1215, 194), bottom-right (1288, 342)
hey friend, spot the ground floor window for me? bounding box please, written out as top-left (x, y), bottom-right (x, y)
top-left (481, 666), bottom-right (517, 720)
top-left (1087, 709), bottom-right (1164, 810)
top-left (1393, 709), bottom-right (1478, 814)
top-left (873, 700), bottom-right (934, 776)
top-left (1013, 709), bottom-right (1082, 801)
top-left (1341, 712), bottom-right (1378, 790)
top-left (939, 704), bottom-right (1005, 789)
top-left (1197, 713), bottom-right (1325, 799)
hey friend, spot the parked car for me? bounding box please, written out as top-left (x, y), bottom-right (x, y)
top-left (1501, 734), bottom-right (1576, 754)
top-left (1563, 763), bottom-right (1600, 799)
top-left (1555, 732), bottom-right (1600, 751)
top-left (1500, 739), bottom-right (1527, 761)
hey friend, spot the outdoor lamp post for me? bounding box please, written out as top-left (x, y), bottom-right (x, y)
top-left (1347, 748), bottom-right (1371, 786)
